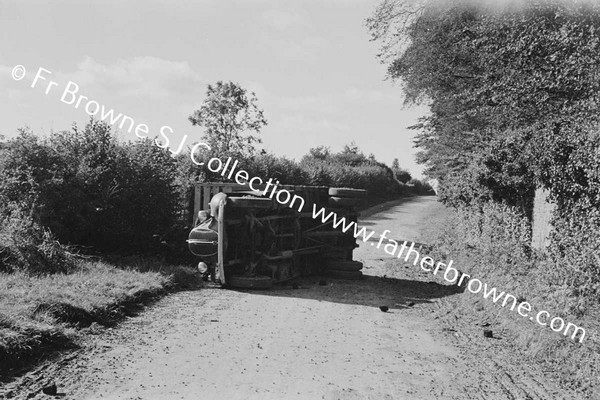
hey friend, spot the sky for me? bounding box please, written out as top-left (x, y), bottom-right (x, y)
top-left (0, 0), bottom-right (428, 178)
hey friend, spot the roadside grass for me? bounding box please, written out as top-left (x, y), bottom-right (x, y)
top-left (0, 259), bottom-right (200, 379)
top-left (421, 204), bottom-right (600, 396)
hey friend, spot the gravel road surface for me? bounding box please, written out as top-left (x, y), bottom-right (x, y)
top-left (3, 197), bottom-right (580, 400)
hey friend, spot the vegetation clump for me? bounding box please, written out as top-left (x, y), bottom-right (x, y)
top-left (368, 0), bottom-right (600, 393)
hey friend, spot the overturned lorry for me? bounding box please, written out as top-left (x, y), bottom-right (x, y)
top-left (187, 182), bottom-right (366, 289)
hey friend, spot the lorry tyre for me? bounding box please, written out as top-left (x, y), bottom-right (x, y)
top-left (227, 275), bottom-right (273, 289)
top-left (324, 270), bottom-right (363, 280)
top-left (328, 196), bottom-right (362, 207)
top-left (228, 196), bottom-right (273, 209)
top-left (324, 260), bottom-right (363, 271)
top-left (328, 188), bottom-right (367, 198)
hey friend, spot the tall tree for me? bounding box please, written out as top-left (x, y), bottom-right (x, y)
top-left (368, 0), bottom-right (600, 214)
top-left (189, 81), bottom-right (267, 157)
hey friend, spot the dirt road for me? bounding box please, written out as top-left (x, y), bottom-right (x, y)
top-left (4, 197), bottom-right (580, 399)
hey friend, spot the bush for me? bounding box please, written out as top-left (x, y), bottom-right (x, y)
top-left (432, 202), bottom-right (532, 279)
top-left (299, 145), bottom-right (403, 197)
top-left (299, 157), bottom-right (333, 186)
top-left (0, 125), bottom-right (418, 258)
top-left (0, 204), bottom-right (76, 274)
top-left (428, 201), bottom-right (600, 394)
top-left (394, 168), bottom-right (412, 184)
top-left (546, 205), bottom-right (600, 315)
top-left (0, 120), bottom-right (181, 254)
top-left (201, 144), bottom-right (408, 199)
top-left (408, 178), bottom-right (435, 196)
top-left (244, 153), bottom-right (309, 185)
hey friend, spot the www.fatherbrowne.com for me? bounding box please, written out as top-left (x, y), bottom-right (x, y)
top-left (14, 64), bottom-right (585, 343)
top-left (311, 206), bottom-right (587, 343)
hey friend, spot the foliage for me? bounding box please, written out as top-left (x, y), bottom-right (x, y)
top-left (244, 153), bottom-right (310, 185)
top-left (171, 151), bottom-right (201, 231)
top-left (370, 3), bottom-right (600, 389)
top-left (369, 0), bottom-right (600, 292)
top-left (437, 202), bottom-right (533, 277)
top-left (427, 201), bottom-right (600, 394)
top-left (189, 81), bottom-right (267, 158)
top-left (542, 125), bottom-right (600, 311)
top-left (0, 260), bottom-right (172, 374)
top-left (308, 145), bottom-right (331, 160)
top-left (546, 205), bottom-right (600, 314)
top-left (408, 178), bottom-right (435, 195)
top-left (331, 142), bottom-right (370, 167)
top-left (0, 120), bottom-right (181, 254)
top-left (0, 121), bottom-right (424, 261)
top-left (0, 203), bottom-right (76, 274)
top-left (368, 0), bottom-right (600, 215)
top-left (0, 128), bottom-right (66, 214)
top-left (198, 141), bottom-right (416, 198)
top-left (395, 169), bottom-right (412, 184)
top-left (300, 144), bottom-right (403, 196)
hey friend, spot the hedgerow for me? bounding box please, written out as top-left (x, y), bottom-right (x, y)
top-left (190, 142), bottom-right (432, 198)
top-left (0, 121), bottom-right (181, 255)
top-left (427, 202), bottom-right (600, 394)
top-left (369, 0), bottom-right (600, 321)
top-left (0, 118), bottom-right (431, 261)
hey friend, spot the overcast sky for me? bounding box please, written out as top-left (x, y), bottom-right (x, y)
top-left (0, 0), bottom-right (428, 177)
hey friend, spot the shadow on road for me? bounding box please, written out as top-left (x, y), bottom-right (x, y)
top-left (230, 274), bottom-right (463, 311)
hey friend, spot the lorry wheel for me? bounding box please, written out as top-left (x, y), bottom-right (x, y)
top-left (328, 196), bottom-right (362, 207)
top-left (228, 197), bottom-right (273, 209)
top-left (328, 188), bottom-right (367, 198)
top-left (227, 275), bottom-right (273, 289)
top-left (324, 270), bottom-right (363, 280)
top-left (324, 260), bottom-right (363, 271)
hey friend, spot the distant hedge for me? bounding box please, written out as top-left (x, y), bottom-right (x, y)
top-left (195, 143), bottom-right (427, 197)
top-left (0, 122), bottom-right (430, 257)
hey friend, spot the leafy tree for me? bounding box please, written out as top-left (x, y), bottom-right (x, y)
top-left (394, 169), bottom-right (412, 184)
top-left (368, 0), bottom-right (600, 216)
top-left (299, 143), bottom-right (404, 196)
top-left (189, 81), bottom-right (267, 158)
top-left (0, 128), bottom-right (68, 221)
top-left (333, 142), bottom-right (370, 167)
top-left (390, 158), bottom-right (411, 183)
top-left (308, 145), bottom-right (331, 160)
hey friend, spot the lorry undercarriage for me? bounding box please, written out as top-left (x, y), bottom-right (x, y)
top-left (188, 183), bottom-right (366, 289)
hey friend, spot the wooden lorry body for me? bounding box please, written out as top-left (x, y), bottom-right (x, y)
top-left (191, 182), bottom-right (361, 287)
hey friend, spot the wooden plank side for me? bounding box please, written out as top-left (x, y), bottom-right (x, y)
top-left (193, 185), bottom-right (202, 226)
top-left (203, 186), bottom-right (211, 211)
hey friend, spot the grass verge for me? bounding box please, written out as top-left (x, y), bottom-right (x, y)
top-left (421, 203), bottom-right (600, 397)
top-left (0, 259), bottom-right (200, 380)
